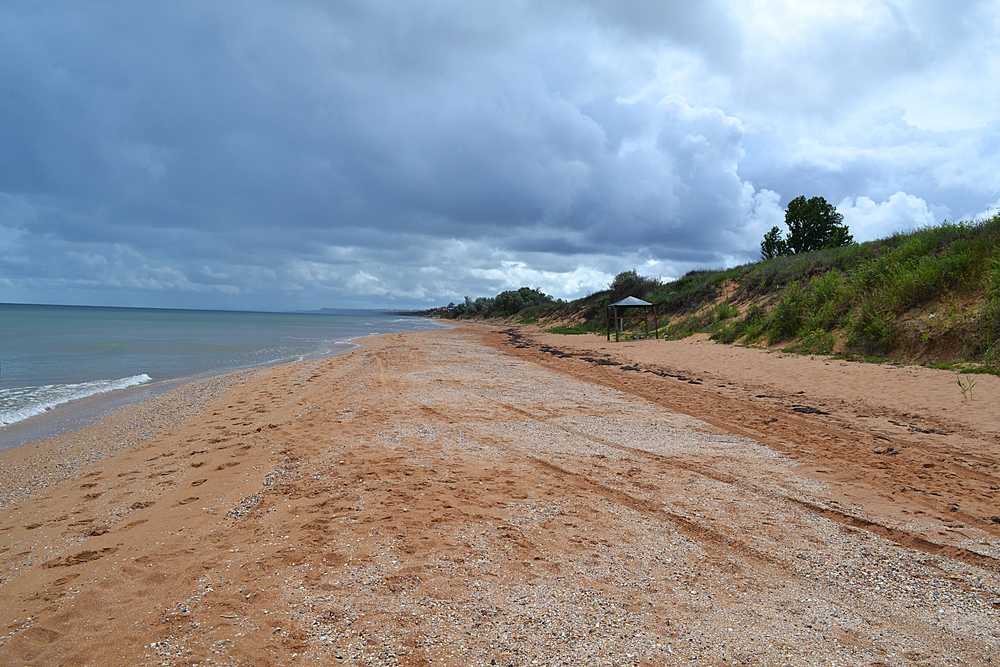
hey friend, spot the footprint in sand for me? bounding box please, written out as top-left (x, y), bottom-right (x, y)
top-left (52, 573), bottom-right (80, 586)
top-left (24, 627), bottom-right (61, 644)
top-left (43, 547), bottom-right (117, 568)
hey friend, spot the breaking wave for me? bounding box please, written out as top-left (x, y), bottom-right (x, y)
top-left (0, 374), bottom-right (152, 427)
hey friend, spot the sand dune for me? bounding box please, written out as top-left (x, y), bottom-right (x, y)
top-left (0, 324), bottom-right (997, 666)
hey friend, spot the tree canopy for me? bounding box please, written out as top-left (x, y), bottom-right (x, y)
top-left (445, 286), bottom-right (554, 318)
top-left (760, 226), bottom-right (788, 260)
top-left (761, 196), bottom-right (854, 260)
top-left (607, 269), bottom-right (661, 302)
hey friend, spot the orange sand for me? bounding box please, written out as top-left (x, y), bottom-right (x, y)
top-left (0, 324), bottom-right (997, 666)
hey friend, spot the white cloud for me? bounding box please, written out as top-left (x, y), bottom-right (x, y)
top-left (200, 265), bottom-right (229, 280)
top-left (975, 197), bottom-right (1000, 221)
top-left (837, 192), bottom-right (937, 242)
top-left (345, 271), bottom-right (392, 297)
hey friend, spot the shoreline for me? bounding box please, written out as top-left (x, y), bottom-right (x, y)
top-left (0, 339), bottom-right (370, 452)
top-left (0, 378), bottom-right (181, 452)
top-left (0, 324), bottom-right (996, 665)
top-left (0, 365), bottom-right (265, 512)
top-left (0, 305), bottom-right (449, 451)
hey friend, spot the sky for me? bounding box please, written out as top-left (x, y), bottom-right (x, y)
top-left (1, 0), bottom-right (999, 311)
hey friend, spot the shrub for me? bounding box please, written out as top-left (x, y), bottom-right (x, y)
top-left (847, 303), bottom-right (898, 355)
top-left (796, 329), bottom-right (836, 355)
top-left (769, 281), bottom-right (805, 343)
top-left (493, 287), bottom-right (554, 316)
top-left (608, 270), bottom-right (660, 302)
top-left (715, 301), bottom-right (738, 321)
top-left (803, 269), bottom-right (849, 331)
top-left (711, 325), bottom-right (742, 344)
top-left (971, 257), bottom-right (1000, 369)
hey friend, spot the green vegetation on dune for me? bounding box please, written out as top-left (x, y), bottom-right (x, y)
top-left (444, 287), bottom-right (557, 319)
top-left (422, 214), bottom-right (1000, 372)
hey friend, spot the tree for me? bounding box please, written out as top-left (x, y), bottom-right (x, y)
top-left (494, 287), bottom-right (553, 315)
top-left (760, 196), bottom-right (854, 259)
top-left (784, 195), bottom-right (853, 254)
top-left (760, 226), bottom-right (788, 260)
top-left (608, 269), bottom-right (660, 302)
top-left (823, 224), bottom-right (854, 249)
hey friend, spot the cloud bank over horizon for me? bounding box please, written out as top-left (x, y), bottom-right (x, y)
top-left (1, 1), bottom-right (998, 310)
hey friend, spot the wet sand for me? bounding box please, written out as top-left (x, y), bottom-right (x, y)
top-left (0, 323), bottom-right (997, 666)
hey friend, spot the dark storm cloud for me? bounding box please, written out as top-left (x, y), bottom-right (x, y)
top-left (1, 1), bottom-right (998, 309)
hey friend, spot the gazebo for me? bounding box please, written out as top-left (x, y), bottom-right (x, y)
top-left (606, 296), bottom-right (659, 342)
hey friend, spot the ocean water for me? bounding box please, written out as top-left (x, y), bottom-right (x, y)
top-left (0, 303), bottom-right (444, 439)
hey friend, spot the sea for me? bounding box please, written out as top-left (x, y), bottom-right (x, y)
top-left (0, 303), bottom-right (446, 449)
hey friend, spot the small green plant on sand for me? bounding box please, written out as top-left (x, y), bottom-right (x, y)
top-left (957, 372), bottom-right (978, 400)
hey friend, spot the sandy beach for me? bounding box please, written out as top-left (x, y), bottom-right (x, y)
top-left (0, 323), bottom-right (997, 666)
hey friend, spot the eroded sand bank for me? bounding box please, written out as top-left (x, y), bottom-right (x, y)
top-left (0, 324), bottom-right (997, 666)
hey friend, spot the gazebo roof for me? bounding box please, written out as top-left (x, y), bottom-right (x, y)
top-left (609, 296), bottom-right (652, 307)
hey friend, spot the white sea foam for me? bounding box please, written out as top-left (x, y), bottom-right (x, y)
top-left (0, 374), bottom-right (152, 427)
